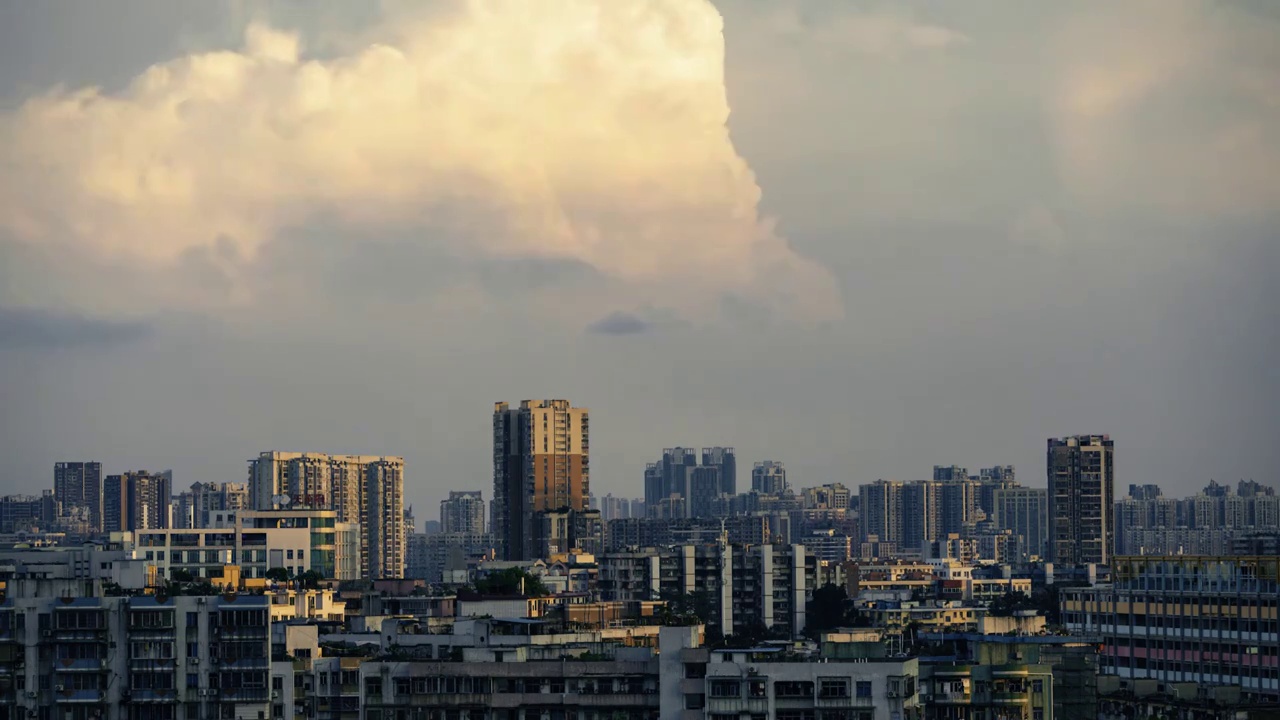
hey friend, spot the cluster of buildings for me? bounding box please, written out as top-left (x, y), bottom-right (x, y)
top-left (1, 400), bottom-right (1276, 719)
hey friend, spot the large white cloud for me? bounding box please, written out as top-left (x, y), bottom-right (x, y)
top-left (0, 0), bottom-right (841, 322)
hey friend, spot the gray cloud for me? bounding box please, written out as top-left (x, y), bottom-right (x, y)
top-left (587, 312), bottom-right (653, 336)
top-left (0, 306), bottom-right (151, 350)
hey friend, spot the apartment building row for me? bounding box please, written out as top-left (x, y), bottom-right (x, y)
top-left (1061, 555), bottom-right (1279, 703)
top-left (597, 543), bottom-right (814, 639)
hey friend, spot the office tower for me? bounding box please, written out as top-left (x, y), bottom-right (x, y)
top-left (492, 399), bottom-right (590, 561)
top-left (902, 481), bottom-right (942, 551)
top-left (933, 465), bottom-right (969, 482)
top-left (702, 447), bottom-right (737, 496)
top-left (440, 491), bottom-right (486, 534)
top-left (1047, 435), bottom-right (1115, 565)
top-left (859, 480), bottom-right (904, 545)
top-left (54, 461), bottom-right (103, 529)
top-left (752, 461), bottom-right (788, 494)
top-left (247, 452), bottom-right (406, 578)
top-left (993, 487), bottom-right (1048, 560)
top-left (102, 470), bottom-right (172, 532)
top-left (404, 505), bottom-right (416, 534)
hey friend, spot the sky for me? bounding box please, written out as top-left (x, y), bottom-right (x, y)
top-left (0, 0), bottom-right (1277, 515)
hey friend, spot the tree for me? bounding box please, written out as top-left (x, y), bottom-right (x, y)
top-left (169, 569), bottom-right (194, 584)
top-left (473, 568), bottom-right (549, 597)
top-left (805, 583), bottom-right (849, 638)
top-left (265, 567), bottom-right (290, 583)
top-left (297, 570), bottom-right (325, 590)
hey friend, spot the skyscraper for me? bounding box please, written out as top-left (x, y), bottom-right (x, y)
top-left (1047, 435), bottom-right (1115, 565)
top-left (702, 447), bottom-right (737, 496)
top-left (440, 490), bottom-right (486, 534)
top-left (54, 461), bottom-right (102, 529)
top-left (859, 480), bottom-right (904, 545)
top-left (492, 399), bottom-right (590, 561)
top-left (902, 481), bottom-right (942, 551)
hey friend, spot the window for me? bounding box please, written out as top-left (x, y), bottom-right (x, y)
top-left (856, 681), bottom-right (872, 699)
top-left (775, 681), bottom-right (814, 698)
top-left (710, 680), bottom-right (741, 698)
top-left (819, 679), bottom-right (849, 698)
top-left (684, 663), bottom-right (706, 679)
top-left (1032, 680), bottom-right (1044, 694)
top-left (685, 694), bottom-right (706, 710)
top-left (750, 680), bottom-right (767, 697)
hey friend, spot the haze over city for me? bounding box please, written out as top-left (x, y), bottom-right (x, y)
top-left (2, 0), bottom-right (1277, 515)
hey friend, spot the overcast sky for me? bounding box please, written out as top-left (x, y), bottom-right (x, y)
top-left (1, 0), bottom-right (1276, 515)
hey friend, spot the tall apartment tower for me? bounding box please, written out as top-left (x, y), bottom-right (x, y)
top-left (702, 447), bottom-right (737, 496)
top-left (902, 481), bottom-right (942, 551)
top-left (102, 470), bottom-right (172, 532)
top-left (54, 461), bottom-right (103, 529)
top-left (859, 480), bottom-right (904, 545)
top-left (492, 399), bottom-right (590, 561)
top-left (1047, 435), bottom-right (1115, 565)
top-left (247, 452), bottom-right (405, 578)
top-left (752, 461), bottom-right (789, 494)
top-left (440, 490), bottom-right (486, 534)
top-left (993, 487), bottom-right (1048, 561)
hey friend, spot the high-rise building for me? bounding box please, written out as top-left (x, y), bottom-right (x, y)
top-left (701, 447), bottom-right (737, 496)
top-left (365, 457), bottom-right (406, 579)
top-left (0, 492), bottom-right (57, 533)
top-left (902, 481), bottom-right (942, 551)
top-left (752, 461), bottom-right (788, 494)
top-left (1047, 434), bottom-right (1115, 565)
top-left (247, 452), bottom-right (406, 578)
top-left (859, 480), bottom-right (904, 546)
top-left (939, 479), bottom-right (979, 535)
top-left (993, 487), bottom-right (1048, 561)
top-left (103, 470), bottom-right (172, 532)
top-left (933, 465), bottom-right (969, 481)
top-left (1128, 484), bottom-right (1163, 501)
top-left (492, 399), bottom-right (590, 561)
top-left (54, 461), bottom-right (102, 529)
top-left (440, 491), bottom-right (486, 534)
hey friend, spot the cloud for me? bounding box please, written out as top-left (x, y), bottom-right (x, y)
top-left (747, 4), bottom-right (968, 58)
top-left (0, 0), bottom-right (841, 323)
top-left (587, 311), bottom-right (653, 336)
top-left (1048, 0), bottom-right (1280, 216)
top-left (0, 306), bottom-right (152, 350)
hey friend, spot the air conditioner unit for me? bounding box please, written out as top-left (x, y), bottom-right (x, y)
top-left (189, 658), bottom-right (199, 666)
top-left (887, 690), bottom-right (900, 698)
top-left (55, 685), bottom-right (65, 692)
top-left (272, 691), bottom-right (280, 700)
top-left (41, 630), bottom-right (52, 638)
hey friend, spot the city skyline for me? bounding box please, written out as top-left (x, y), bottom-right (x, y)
top-left (1, 0), bottom-right (1277, 522)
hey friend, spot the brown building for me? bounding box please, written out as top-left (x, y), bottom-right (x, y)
top-left (493, 399), bottom-right (590, 560)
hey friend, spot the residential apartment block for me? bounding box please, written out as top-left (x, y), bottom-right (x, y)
top-left (1061, 555), bottom-right (1279, 703)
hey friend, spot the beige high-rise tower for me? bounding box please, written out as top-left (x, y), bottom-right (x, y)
top-left (247, 451), bottom-right (405, 579)
top-left (492, 399), bottom-right (590, 560)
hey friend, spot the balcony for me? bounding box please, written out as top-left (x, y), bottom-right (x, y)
top-left (707, 697), bottom-right (769, 714)
top-left (930, 691), bottom-right (973, 704)
top-left (53, 689), bottom-right (105, 703)
top-left (990, 692), bottom-right (1029, 704)
top-left (128, 689), bottom-right (179, 703)
top-left (817, 695), bottom-right (876, 708)
top-left (58, 657), bottom-right (111, 673)
top-left (218, 687), bottom-right (270, 702)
